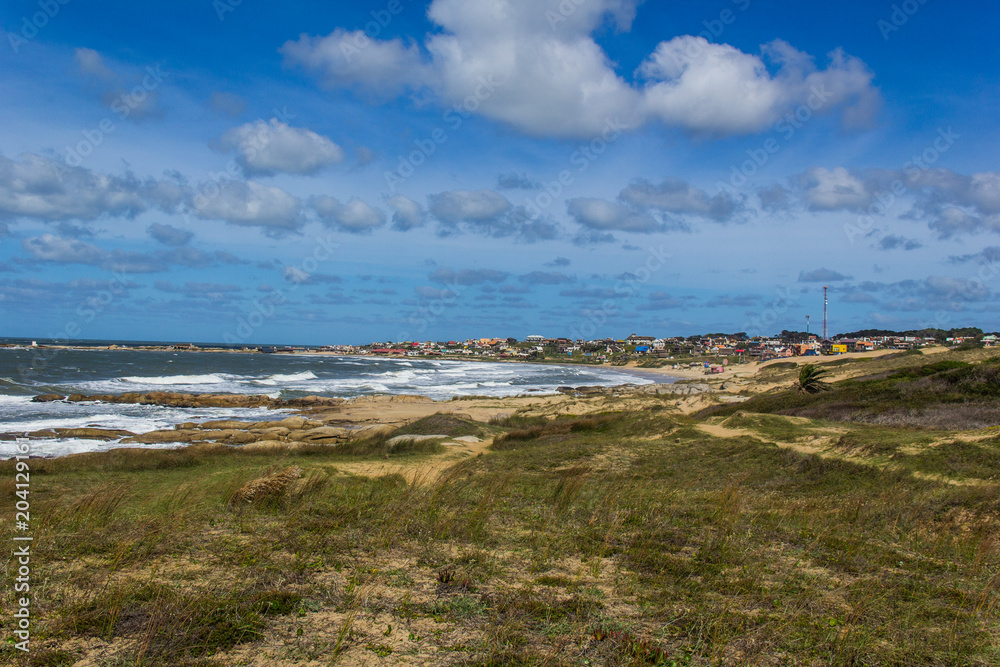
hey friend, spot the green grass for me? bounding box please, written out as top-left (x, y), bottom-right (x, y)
top-left (3, 388), bottom-right (999, 665)
top-left (704, 353), bottom-right (1000, 429)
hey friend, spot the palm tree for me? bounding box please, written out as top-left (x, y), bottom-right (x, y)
top-left (797, 364), bottom-right (831, 394)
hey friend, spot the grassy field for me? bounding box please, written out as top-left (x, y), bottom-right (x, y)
top-left (2, 352), bottom-right (1000, 665)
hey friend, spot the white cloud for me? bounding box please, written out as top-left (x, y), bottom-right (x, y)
top-left (220, 119), bottom-right (345, 176)
top-left (618, 178), bottom-right (741, 221)
top-left (22, 234), bottom-right (106, 264)
top-left (279, 29), bottom-right (433, 99)
top-left (310, 196), bottom-right (386, 233)
top-left (147, 222), bottom-right (193, 246)
top-left (429, 189), bottom-right (511, 225)
top-left (386, 195), bottom-right (427, 231)
top-left (282, 0), bottom-right (879, 138)
top-left (566, 197), bottom-right (661, 233)
top-left (74, 47), bottom-right (115, 81)
top-left (0, 152), bottom-right (161, 222)
top-left (193, 180), bottom-right (303, 231)
top-left (794, 167), bottom-right (874, 212)
top-left (638, 38), bottom-right (877, 135)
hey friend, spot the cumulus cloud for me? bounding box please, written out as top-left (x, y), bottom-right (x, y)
top-left (618, 178), bottom-right (742, 222)
top-left (772, 165), bottom-right (1000, 239)
top-left (0, 152), bottom-right (308, 235)
top-left (566, 198), bottom-right (662, 233)
top-left (0, 152), bottom-right (175, 222)
top-left (497, 172), bottom-right (541, 190)
top-left (638, 38), bottom-right (877, 135)
top-left (21, 234), bottom-right (167, 273)
top-left (310, 196), bottom-right (386, 233)
top-left (430, 189), bottom-right (511, 227)
top-left (798, 268), bottom-right (852, 282)
top-left (282, 0), bottom-right (878, 138)
top-left (22, 234), bottom-right (106, 265)
top-left (279, 28), bottom-right (434, 100)
top-left (794, 167), bottom-right (875, 212)
top-left (193, 180), bottom-right (303, 231)
top-left (220, 119), bottom-right (345, 176)
top-left (426, 189), bottom-right (556, 241)
top-left (386, 195), bottom-right (427, 231)
top-left (147, 222), bottom-right (193, 246)
top-left (877, 234), bottom-right (922, 251)
top-left (949, 247), bottom-right (1000, 265)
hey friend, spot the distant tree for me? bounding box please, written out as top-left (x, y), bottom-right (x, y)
top-left (797, 364), bottom-right (831, 394)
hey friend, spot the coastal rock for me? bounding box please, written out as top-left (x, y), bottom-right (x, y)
top-left (122, 430), bottom-right (206, 444)
top-left (199, 420), bottom-right (255, 430)
top-left (264, 416), bottom-right (321, 430)
top-left (198, 429), bottom-right (259, 445)
top-left (284, 395), bottom-right (346, 408)
top-left (54, 428), bottom-right (136, 440)
top-left (295, 426), bottom-right (352, 443)
top-left (252, 427), bottom-right (291, 439)
top-left (63, 392), bottom-right (281, 409)
top-left (31, 394), bottom-right (65, 403)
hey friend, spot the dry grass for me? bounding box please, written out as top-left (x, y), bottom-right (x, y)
top-left (228, 465), bottom-right (303, 506)
top-left (3, 354), bottom-right (1000, 665)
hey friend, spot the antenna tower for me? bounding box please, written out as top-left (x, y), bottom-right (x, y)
top-left (822, 286), bottom-right (829, 340)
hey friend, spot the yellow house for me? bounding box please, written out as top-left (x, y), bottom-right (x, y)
top-left (826, 344), bottom-right (848, 355)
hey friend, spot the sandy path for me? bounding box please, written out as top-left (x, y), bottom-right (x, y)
top-left (329, 436), bottom-right (494, 484)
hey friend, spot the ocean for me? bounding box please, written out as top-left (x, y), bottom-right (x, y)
top-left (0, 341), bottom-right (662, 457)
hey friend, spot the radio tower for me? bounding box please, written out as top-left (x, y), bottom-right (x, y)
top-left (822, 286), bottom-right (829, 340)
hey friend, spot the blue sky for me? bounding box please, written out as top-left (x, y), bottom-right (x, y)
top-left (1, 0), bottom-right (998, 345)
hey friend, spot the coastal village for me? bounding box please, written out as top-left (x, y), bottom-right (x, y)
top-left (315, 329), bottom-right (995, 365)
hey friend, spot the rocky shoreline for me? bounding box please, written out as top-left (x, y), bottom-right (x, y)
top-left (12, 382), bottom-right (728, 456)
